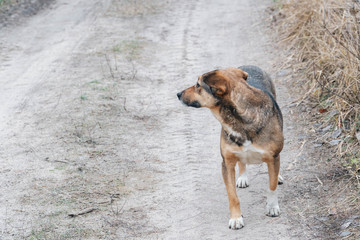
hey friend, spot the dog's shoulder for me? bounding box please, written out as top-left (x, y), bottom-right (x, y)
top-left (238, 65), bottom-right (282, 130)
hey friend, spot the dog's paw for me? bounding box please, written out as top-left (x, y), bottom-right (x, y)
top-left (228, 216), bottom-right (244, 230)
top-left (236, 174), bottom-right (249, 188)
top-left (266, 190), bottom-right (280, 217)
top-left (278, 175), bottom-right (284, 185)
top-left (266, 204), bottom-right (280, 217)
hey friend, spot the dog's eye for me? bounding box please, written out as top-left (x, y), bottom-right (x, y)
top-left (196, 83), bottom-right (200, 88)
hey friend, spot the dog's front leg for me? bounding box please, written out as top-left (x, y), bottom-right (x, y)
top-left (222, 158), bottom-right (244, 229)
top-left (236, 161), bottom-right (249, 188)
top-left (266, 155), bottom-right (280, 217)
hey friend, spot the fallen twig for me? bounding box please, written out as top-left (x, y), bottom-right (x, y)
top-left (68, 207), bottom-right (97, 217)
top-left (315, 175), bottom-right (323, 186)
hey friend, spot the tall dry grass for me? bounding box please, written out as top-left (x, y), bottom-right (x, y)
top-left (276, 0), bottom-right (360, 179)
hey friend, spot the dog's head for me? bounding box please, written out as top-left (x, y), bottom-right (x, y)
top-left (177, 68), bottom-right (248, 108)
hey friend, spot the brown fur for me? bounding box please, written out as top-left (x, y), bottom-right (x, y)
top-left (177, 67), bottom-right (284, 229)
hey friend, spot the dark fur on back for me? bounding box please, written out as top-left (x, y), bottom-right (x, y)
top-left (239, 65), bottom-right (276, 99)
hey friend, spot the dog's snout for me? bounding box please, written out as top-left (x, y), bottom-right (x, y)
top-left (177, 91), bottom-right (183, 100)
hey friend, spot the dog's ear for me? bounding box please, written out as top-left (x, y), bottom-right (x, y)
top-left (202, 71), bottom-right (228, 97)
top-left (241, 70), bottom-right (248, 80)
top-left (222, 68), bottom-right (248, 81)
top-left (210, 85), bottom-right (226, 96)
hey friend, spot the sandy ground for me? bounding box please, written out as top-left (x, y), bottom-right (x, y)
top-left (0, 0), bottom-right (318, 239)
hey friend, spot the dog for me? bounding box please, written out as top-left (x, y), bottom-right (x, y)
top-left (177, 65), bottom-right (284, 230)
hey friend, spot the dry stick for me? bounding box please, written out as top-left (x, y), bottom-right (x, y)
top-left (110, 199), bottom-right (127, 216)
top-left (68, 207), bottom-right (97, 217)
top-left (287, 140), bottom-right (307, 170)
top-left (123, 97), bottom-right (128, 112)
top-left (113, 53), bottom-right (118, 71)
top-left (315, 175), bottom-right (323, 186)
top-left (104, 54), bottom-right (115, 79)
top-left (54, 159), bottom-right (69, 164)
top-left (130, 61), bottom-right (137, 81)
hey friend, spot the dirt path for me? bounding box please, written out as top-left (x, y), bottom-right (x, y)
top-left (0, 0), bottom-right (313, 239)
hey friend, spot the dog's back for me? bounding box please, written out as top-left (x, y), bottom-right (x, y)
top-left (239, 65), bottom-right (283, 129)
top-left (239, 65), bottom-right (276, 99)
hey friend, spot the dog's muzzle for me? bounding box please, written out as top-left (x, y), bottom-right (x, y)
top-left (177, 91), bottom-right (201, 108)
top-left (177, 91), bottom-right (183, 100)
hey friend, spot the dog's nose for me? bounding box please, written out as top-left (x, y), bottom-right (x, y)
top-left (177, 91), bottom-right (183, 100)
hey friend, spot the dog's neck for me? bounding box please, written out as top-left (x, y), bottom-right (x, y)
top-left (210, 87), bottom-right (273, 144)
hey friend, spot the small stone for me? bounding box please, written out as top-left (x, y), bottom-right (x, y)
top-left (329, 140), bottom-right (341, 146)
top-left (332, 129), bottom-right (342, 139)
top-left (341, 221), bottom-right (352, 229)
top-left (316, 216), bottom-right (329, 221)
top-left (339, 231), bottom-right (351, 237)
top-left (322, 125), bottom-right (331, 132)
top-left (328, 109), bottom-right (339, 118)
top-left (298, 134), bottom-right (307, 140)
top-left (277, 69), bottom-right (291, 77)
top-left (297, 155), bottom-right (305, 160)
top-left (288, 103), bottom-right (296, 108)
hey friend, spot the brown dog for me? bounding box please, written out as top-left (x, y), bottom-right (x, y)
top-left (177, 66), bottom-right (284, 230)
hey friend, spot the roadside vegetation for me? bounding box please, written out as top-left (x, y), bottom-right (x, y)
top-left (274, 0), bottom-right (359, 182)
top-left (271, 0), bottom-right (359, 238)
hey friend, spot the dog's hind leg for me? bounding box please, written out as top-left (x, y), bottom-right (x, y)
top-left (266, 155), bottom-right (280, 217)
top-left (222, 159), bottom-right (244, 229)
top-left (236, 162), bottom-right (249, 188)
top-left (278, 174), bottom-right (284, 185)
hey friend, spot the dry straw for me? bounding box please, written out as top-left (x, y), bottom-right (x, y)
top-left (277, 0), bottom-right (360, 179)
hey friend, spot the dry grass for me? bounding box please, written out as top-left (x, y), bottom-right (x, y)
top-left (275, 0), bottom-right (360, 180)
top-left (273, 1), bottom-right (360, 237)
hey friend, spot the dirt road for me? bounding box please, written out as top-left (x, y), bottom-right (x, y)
top-left (0, 0), bottom-right (313, 239)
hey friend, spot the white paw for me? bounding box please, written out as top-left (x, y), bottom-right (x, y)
top-left (236, 173), bottom-right (249, 188)
top-left (228, 216), bottom-right (244, 230)
top-left (278, 175), bottom-right (284, 185)
top-left (266, 204), bottom-right (280, 217)
top-left (266, 190), bottom-right (280, 217)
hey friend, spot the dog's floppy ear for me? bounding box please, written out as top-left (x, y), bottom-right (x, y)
top-left (202, 70), bottom-right (228, 97)
top-left (222, 68), bottom-right (248, 81)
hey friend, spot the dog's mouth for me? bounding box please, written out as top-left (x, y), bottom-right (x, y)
top-left (179, 98), bottom-right (201, 108)
top-left (177, 91), bottom-right (201, 108)
top-left (185, 100), bottom-right (201, 108)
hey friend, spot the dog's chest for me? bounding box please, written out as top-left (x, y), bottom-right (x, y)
top-left (233, 141), bottom-right (265, 164)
